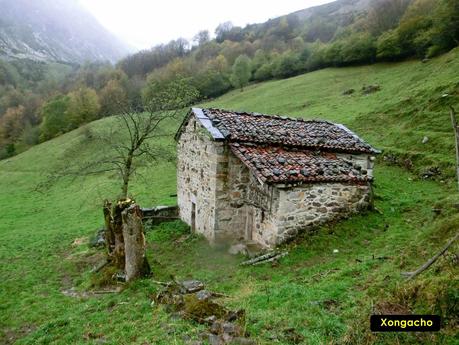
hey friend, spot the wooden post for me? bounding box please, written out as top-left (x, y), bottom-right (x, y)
top-left (450, 107), bottom-right (459, 191)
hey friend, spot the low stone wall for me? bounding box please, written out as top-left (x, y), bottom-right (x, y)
top-left (142, 205), bottom-right (179, 226)
top-left (274, 182), bottom-right (372, 245)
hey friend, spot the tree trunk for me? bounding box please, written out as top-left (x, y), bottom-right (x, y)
top-left (122, 204), bottom-right (150, 281)
top-left (103, 200), bottom-right (115, 257)
top-left (111, 199), bottom-right (133, 269)
top-left (121, 152), bottom-right (133, 198)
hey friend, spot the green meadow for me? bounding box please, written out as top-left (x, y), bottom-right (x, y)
top-left (1, 48), bottom-right (458, 344)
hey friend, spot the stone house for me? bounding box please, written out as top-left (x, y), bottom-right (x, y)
top-left (175, 108), bottom-right (380, 248)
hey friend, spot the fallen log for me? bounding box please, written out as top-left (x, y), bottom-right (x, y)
top-left (240, 251), bottom-right (279, 266)
top-left (401, 231), bottom-right (459, 281)
top-left (251, 252), bottom-right (288, 266)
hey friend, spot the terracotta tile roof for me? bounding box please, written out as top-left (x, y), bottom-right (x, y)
top-left (230, 143), bottom-right (371, 184)
top-left (201, 108), bottom-right (379, 154)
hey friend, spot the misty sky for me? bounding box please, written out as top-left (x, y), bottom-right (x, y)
top-left (78, 0), bottom-right (334, 50)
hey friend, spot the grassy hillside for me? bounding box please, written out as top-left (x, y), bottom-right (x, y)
top-left (1, 49), bottom-right (458, 344)
top-left (207, 48), bottom-right (459, 176)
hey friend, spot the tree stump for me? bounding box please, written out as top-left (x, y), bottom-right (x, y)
top-left (102, 198), bottom-right (150, 282)
top-left (103, 200), bottom-right (115, 256)
top-left (111, 199), bottom-right (133, 269)
top-left (122, 204), bottom-right (151, 281)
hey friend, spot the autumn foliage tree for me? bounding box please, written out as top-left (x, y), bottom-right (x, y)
top-left (0, 105), bottom-right (26, 157)
top-left (67, 86), bottom-right (101, 129)
top-left (99, 79), bottom-right (128, 116)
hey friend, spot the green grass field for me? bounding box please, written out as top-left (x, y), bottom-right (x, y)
top-left (1, 48), bottom-right (458, 344)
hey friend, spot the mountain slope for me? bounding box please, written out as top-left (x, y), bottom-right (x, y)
top-left (0, 0), bottom-right (131, 63)
top-left (0, 49), bottom-right (458, 344)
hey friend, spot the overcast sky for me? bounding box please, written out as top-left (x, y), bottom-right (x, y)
top-left (79, 0), bottom-right (335, 50)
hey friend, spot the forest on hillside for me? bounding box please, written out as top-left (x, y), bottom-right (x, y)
top-left (0, 0), bottom-right (458, 159)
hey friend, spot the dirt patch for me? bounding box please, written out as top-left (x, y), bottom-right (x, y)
top-left (72, 236), bottom-right (88, 246)
top-left (374, 301), bottom-right (410, 315)
top-left (1, 325), bottom-right (37, 345)
top-left (282, 327), bottom-right (305, 344)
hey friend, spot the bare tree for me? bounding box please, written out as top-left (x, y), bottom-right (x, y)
top-left (193, 30), bottom-right (210, 46)
top-left (42, 77), bottom-right (199, 199)
top-left (40, 77), bottom-right (199, 281)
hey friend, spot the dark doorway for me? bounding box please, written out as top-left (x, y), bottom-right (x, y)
top-left (191, 202), bottom-right (196, 232)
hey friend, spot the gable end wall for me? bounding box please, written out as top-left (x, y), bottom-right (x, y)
top-left (177, 117), bottom-right (224, 242)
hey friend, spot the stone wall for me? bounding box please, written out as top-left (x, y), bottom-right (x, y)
top-left (214, 152), bottom-right (280, 246)
top-left (213, 150), bottom-right (248, 243)
top-left (336, 153), bottom-right (375, 178)
top-left (177, 116), bottom-right (225, 242)
top-left (245, 173), bottom-right (280, 248)
top-left (275, 182), bottom-right (372, 244)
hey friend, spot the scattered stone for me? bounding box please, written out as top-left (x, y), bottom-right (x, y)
top-left (181, 280), bottom-right (204, 293)
top-left (222, 322), bottom-right (239, 336)
top-left (114, 272), bottom-right (126, 282)
top-left (422, 136), bottom-right (429, 144)
top-left (333, 249), bottom-right (339, 254)
top-left (342, 88), bottom-right (355, 95)
top-left (421, 166), bottom-right (441, 180)
top-left (228, 243), bottom-right (248, 256)
top-left (204, 315), bottom-right (217, 324)
top-left (196, 290), bottom-right (214, 301)
top-left (89, 228), bottom-right (106, 248)
top-left (208, 334), bottom-right (223, 345)
top-left (153, 280), bottom-right (250, 344)
top-left (362, 84), bottom-right (381, 95)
